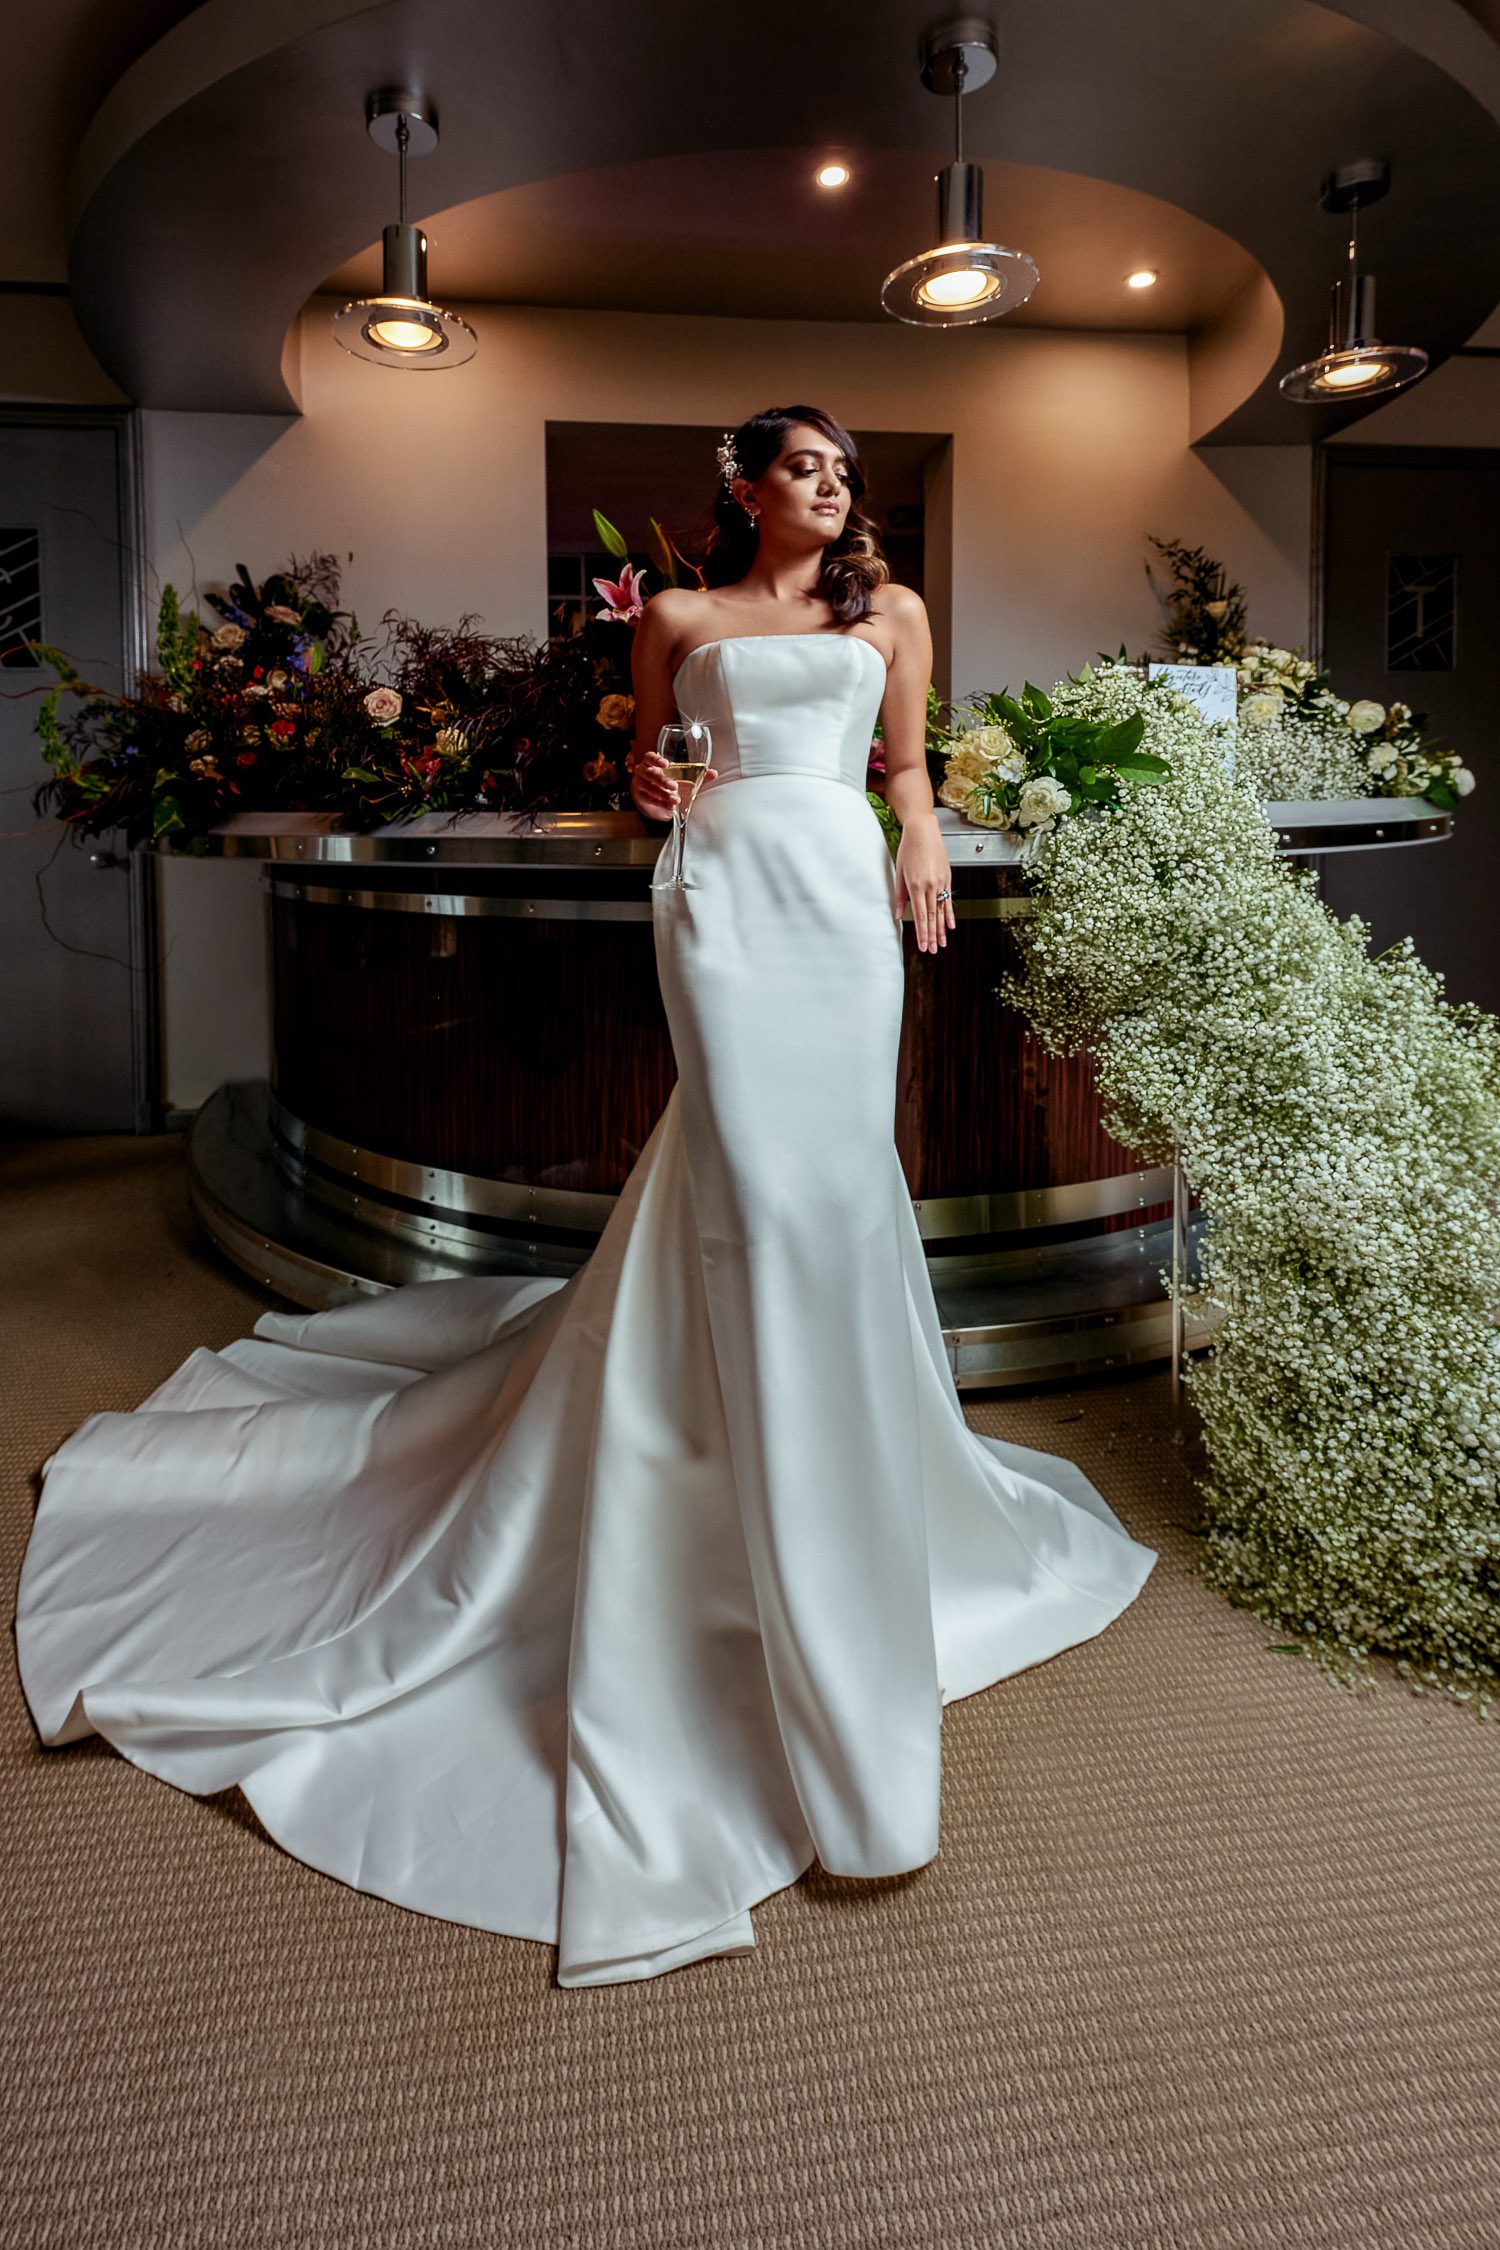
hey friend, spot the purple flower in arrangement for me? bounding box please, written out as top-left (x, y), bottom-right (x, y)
top-left (289, 637), bottom-right (313, 672)
top-left (591, 562), bottom-right (649, 622)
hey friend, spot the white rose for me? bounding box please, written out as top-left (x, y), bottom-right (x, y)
top-left (1241, 690), bottom-right (1284, 726)
top-left (1346, 699), bottom-right (1386, 735)
top-left (1366, 746), bottom-right (1399, 778)
top-left (1016, 776), bottom-right (1071, 827)
top-left (362, 686), bottom-right (403, 724)
top-left (1453, 767), bottom-right (1476, 796)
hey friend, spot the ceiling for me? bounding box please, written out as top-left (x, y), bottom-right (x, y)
top-left (320, 153), bottom-right (1262, 333)
top-left (10, 0), bottom-right (1500, 441)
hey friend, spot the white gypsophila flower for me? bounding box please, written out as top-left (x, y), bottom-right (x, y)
top-left (1233, 701), bottom-right (1373, 801)
top-left (1347, 698), bottom-right (1386, 735)
top-left (1000, 659), bottom-right (1500, 1710)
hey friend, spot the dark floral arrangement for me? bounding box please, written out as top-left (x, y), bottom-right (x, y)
top-left (28, 514), bottom-right (930, 845)
top-left (30, 532), bottom-right (664, 842)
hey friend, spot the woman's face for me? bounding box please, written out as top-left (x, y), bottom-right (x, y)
top-left (740, 424), bottom-right (853, 545)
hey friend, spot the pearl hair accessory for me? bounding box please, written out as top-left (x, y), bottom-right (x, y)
top-left (716, 431), bottom-right (741, 486)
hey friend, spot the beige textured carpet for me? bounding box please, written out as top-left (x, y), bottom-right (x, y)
top-left (3, 1134), bottom-right (1497, 2250)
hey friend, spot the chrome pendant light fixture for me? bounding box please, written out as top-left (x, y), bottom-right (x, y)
top-left (331, 89), bottom-right (477, 369)
top-left (1279, 159), bottom-right (1426, 403)
top-left (881, 16), bottom-right (1038, 327)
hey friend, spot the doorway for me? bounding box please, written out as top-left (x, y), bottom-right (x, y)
top-left (0, 409), bottom-right (152, 1131)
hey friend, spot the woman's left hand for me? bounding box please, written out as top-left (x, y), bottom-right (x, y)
top-left (893, 815), bottom-right (955, 954)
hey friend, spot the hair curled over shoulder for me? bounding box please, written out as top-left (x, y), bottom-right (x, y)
top-left (701, 404), bottom-right (889, 626)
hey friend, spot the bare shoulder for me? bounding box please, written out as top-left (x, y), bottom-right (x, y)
top-left (642, 586), bottom-right (705, 628)
top-left (636, 587), bottom-right (712, 664)
top-left (872, 583), bottom-right (931, 661)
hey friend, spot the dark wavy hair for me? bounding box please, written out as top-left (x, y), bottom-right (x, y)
top-left (701, 404), bottom-right (889, 626)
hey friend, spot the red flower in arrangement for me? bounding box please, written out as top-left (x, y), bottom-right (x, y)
top-left (269, 720), bottom-right (296, 740)
top-left (591, 561), bottom-right (649, 623)
top-left (235, 751), bottom-right (257, 767)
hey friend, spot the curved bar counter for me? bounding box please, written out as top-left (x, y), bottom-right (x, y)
top-left (161, 797), bottom-right (1452, 1387)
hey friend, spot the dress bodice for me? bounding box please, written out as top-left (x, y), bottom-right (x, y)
top-left (672, 632), bottom-right (888, 792)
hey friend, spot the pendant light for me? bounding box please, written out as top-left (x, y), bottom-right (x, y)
top-left (1279, 159), bottom-right (1426, 403)
top-left (331, 89), bottom-right (477, 369)
top-left (881, 17), bottom-right (1038, 327)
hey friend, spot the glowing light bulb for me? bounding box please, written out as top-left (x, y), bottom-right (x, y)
top-left (815, 162), bottom-right (850, 189)
top-left (1318, 357), bottom-right (1391, 389)
top-left (1126, 268), bottom-right (1159, 290)
top-left (368, 312), bottom-right (443, 351)
top-left (917, 265), bottom-right (1000, 308)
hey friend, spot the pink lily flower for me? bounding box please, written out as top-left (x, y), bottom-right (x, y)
top-left (592, 561), bottom-right (649, 621)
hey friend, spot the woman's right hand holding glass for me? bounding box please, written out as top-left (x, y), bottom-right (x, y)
top-left (630, 746), bottom-right (717, 822)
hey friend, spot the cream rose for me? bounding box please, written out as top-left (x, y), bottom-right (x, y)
top-left (1346, 698), bottom-right (1386, 735)
top-left (1241, 690), bottom-right (1284, 726)
top-left (362, 687), bottom-right (403, 724)
top-left (211, 622), bottom-right (247, 650)
top-left (1453, 767), bottom-right (1476, 797)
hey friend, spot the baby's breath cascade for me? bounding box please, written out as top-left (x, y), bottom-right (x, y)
top-left (1004, 664), bottom-right (1500, 1706)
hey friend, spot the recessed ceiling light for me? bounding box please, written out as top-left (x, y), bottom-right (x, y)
top-left (1126, 269), bottom-right (1159, 289)
top-left (815, 162), bottom-right (850, 189)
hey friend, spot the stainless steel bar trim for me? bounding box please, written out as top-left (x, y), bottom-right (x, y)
top-left (152, 798), bottom-right (1453, 867)
top-left (271, 1096), bottom-right (621, 1230)
top-left (913, 1166), bottom-right (1175, 1234)
top-left (265, 877), bottom-right (1035, 922)
top-left (273, 1092), bottom-right (1169, 1238)
top-left (1271, 813), bottom-right (1451, 852)
top-left (265, 880), bottom-right (657, 921)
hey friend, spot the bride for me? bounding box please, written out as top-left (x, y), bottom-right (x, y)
top-left (14, 403), bottom-right (1156, 1988)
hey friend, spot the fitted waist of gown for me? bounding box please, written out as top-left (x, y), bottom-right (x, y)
top-left (703, 744), bottom-right (869, 792)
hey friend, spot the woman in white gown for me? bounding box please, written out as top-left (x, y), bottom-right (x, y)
top-left (14, 405), bottom-right (1155, 1988)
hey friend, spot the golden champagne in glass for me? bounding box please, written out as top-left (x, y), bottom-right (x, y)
top-left (652, 721), bottom-right (714, 890)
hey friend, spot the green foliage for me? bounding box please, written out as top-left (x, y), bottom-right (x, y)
top-left (1146, 535), bottom-right (1249, 665)
top-left (155, 585), bottom-right (201, 692)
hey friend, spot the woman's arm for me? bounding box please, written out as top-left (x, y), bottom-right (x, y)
top-left (877, 587), bottom-right (954, 954)
top-left (627, 592), bottom-right (717, 822)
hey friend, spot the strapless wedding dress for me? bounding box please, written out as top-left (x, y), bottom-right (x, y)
top-left (15, 631), bottom-right (1156, 1987)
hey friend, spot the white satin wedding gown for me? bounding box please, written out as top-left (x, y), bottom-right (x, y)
top-left (16, 630), bottom-right (1156, 1987)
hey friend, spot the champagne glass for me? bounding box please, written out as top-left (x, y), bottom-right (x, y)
top-left (650, 719), bottom-right (714, 891)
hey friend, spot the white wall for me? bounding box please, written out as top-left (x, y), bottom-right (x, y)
top-left (137, 300), bottom-right (1313, 1108)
